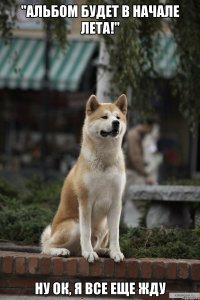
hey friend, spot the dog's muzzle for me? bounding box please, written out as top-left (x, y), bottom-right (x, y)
top-left (100, 120), bottom-right (120, 137)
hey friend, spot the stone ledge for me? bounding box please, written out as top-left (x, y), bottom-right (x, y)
top-left (128, 185), bottom-right (200, 202)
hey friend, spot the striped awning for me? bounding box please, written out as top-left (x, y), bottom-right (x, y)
top-left (0, 38), bottom-right (97, 91)
top-left (152, 31), bottom-right (179, 78)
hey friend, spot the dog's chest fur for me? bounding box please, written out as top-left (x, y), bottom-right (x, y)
top-left (83, 164), bottom-right (125, 219)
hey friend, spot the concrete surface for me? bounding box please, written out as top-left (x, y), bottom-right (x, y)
top-left (0, 297), bottom-right (139, 300)
top-left (123, 200), bottom-right (141, 227)
top-left (128, 184), bottom-right (200, 202)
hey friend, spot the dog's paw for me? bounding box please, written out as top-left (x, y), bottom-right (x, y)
top-left (82, 251), bottom-right (99, 263)
top-left (45, 248), bottom-right (70, 257)
top-left (110, 251), bottom-right (124, 262)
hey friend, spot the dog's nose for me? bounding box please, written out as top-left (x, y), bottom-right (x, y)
top-left (112, 120), bottom-right (120, 128)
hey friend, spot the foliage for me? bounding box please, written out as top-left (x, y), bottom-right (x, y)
top-left (42, 0), bottom-right (68, 47)
top-left (171, 0), bottom-right (200, 131)
top-left (0, 177), bottom-right (19, 198)
top-left (0, 0), bottom-right (68, 47)
top-left (89, 0), bottom-right (200, 129)
top-left (0, 176), bottom-right (61, 244)
top-left (103, 0), bottom-right (161, 124)
top-left (0, 204), bottom-right (53, 244)
top-left (0, 0), bottom-right (17, 39)
top-left (120, 226), bottom-right (200, 259)
top-left (163, 177), bottom-right (200, 186)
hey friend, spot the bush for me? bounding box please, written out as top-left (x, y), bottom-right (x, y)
top-left (120, 226), bottom-right (200, 259)
top-left (0, 178), bottom-right (19, 198)
top-left (162, 178), bottom-right (200, 186)
top-left (0, 176), bottom-right (62, 244)
top-left (0, 204), bottom-right (53, 243)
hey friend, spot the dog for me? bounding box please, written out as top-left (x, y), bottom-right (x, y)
top-left (41, 94), bottom-right (127, 263)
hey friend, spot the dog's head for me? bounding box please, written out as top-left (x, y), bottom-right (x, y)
top-left (84, 94), bottom-right (127, 141)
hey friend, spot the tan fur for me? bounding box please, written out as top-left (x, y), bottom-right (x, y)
top-left (41, 94), bottom-right (128, 263)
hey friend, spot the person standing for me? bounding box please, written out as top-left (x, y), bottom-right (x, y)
top-left (122, 118), bottom-right (158, 227)
top-left (126, 118), bottom-right (157, 185)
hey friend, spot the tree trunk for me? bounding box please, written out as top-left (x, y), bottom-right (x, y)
top-left (96, 39), bottom-right (113, 102)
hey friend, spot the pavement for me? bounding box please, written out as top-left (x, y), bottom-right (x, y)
top-left (0, 297), bottom-right (138, 300)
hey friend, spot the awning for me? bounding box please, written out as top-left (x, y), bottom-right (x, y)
top-left (152, 31), bottom-right (179, 78)
top-left (0, 38), bottom-right (97, 91)
top-left (142, 31), bottom-right (179, 78)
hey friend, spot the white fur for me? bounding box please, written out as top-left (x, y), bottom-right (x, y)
top-left (81, 166), bottom-right (126, 262)
top-left (79, 107), bottom-right (126, 262)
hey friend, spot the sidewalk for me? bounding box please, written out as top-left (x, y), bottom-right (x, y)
top-left (1, 297), bottom-right (135, 300)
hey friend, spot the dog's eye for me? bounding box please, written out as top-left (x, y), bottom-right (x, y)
top-left (101, 116), bottom-right (108, 119)
top-left (116, 116), bottom-right (120, 120)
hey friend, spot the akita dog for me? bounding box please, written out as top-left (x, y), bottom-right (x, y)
top-left (41, 94), bottom-right (127, 263)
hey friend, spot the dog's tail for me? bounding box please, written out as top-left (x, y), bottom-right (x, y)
top-left (40, 224), bottom-right (51, 252)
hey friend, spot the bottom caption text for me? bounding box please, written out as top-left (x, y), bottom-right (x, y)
top-left (35, 281), bottom-right (166, 297)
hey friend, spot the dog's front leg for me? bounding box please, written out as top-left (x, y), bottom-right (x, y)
top-left (108, 201), bottom-right (124, 262)
top-left (79, 203), bottom-right (99, 263)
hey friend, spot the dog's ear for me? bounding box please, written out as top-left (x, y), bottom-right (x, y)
top-left (86, 95), bottom-right (100, 115)
top-left (115, 94), bottom-right (127, 115)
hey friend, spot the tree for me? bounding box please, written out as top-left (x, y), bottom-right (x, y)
top-left (93, 0), bottom-right (200, 129)
top-left (1, 0), bottom-right (200, 129)
top-left (0, 0), bottom-right (68, 46)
